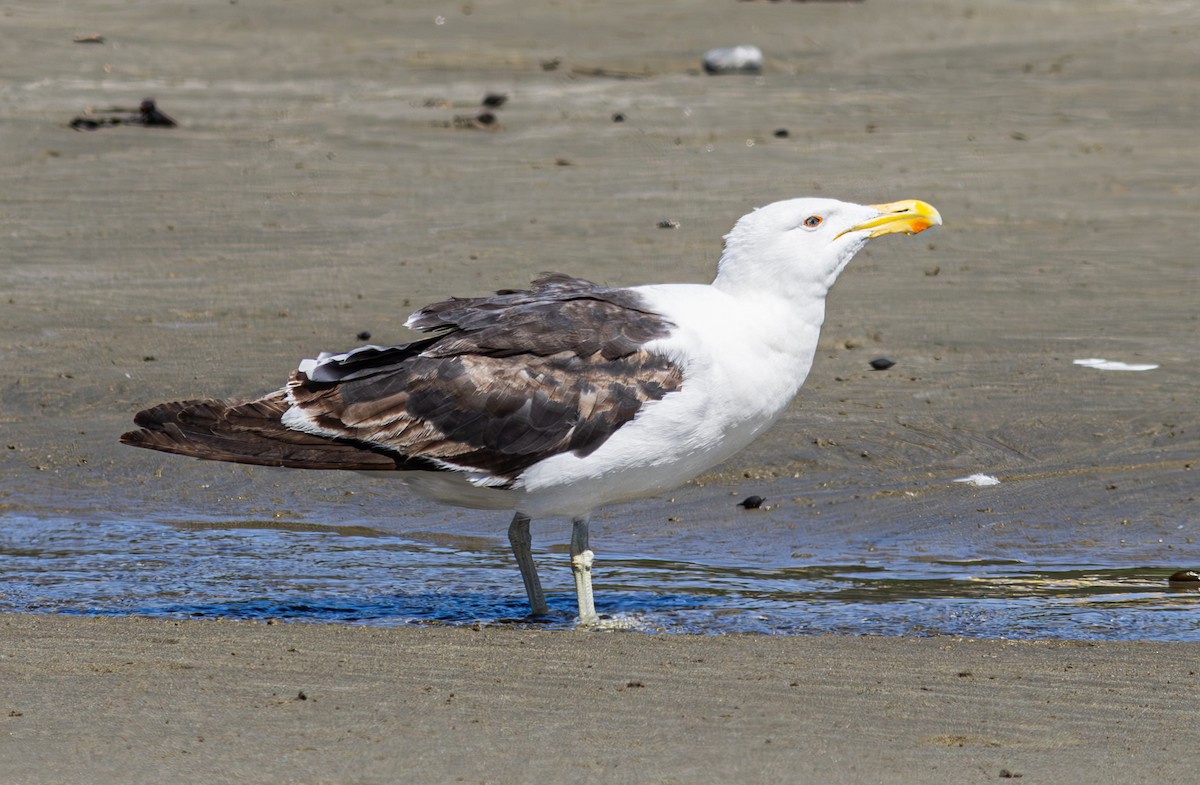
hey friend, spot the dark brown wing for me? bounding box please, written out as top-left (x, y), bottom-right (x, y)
top-left (119, 393), bottom-right (428, 470)
top-left (288, 348), bottom-right (681, 485)
top-left (121, 274), bottom-right (684, 486)
top-left (403, 273), bottom-right (671, 362)
top-left (287, 274), bottom-right (683, 486)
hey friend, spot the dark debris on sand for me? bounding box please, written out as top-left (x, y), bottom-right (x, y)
top-left (70, 98), bottom-right (177, 131)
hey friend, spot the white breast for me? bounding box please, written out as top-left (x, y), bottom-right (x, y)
top-left (514, 282), bottom-right (826, 518)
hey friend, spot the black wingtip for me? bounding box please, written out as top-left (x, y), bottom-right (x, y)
top-left (119, 429), bottom-right (146, 446)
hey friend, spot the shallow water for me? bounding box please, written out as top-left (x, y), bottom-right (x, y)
top-left (3, 514), bottom-right (1197, 640)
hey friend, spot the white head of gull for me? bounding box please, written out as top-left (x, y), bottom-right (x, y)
top-left (121, 197), bottom-right (941, 625)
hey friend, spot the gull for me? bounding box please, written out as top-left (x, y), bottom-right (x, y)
top-left (121, 197), bottom-right (941, 624)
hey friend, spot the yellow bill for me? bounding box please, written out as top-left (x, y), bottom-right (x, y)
top-left (841, 199), bottom-right (943, 239)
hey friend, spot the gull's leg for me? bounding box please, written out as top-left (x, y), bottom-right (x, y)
top-left (570, 516), bottom-right (599, 625)
top-left (507, 512), bottom-right (548, 616)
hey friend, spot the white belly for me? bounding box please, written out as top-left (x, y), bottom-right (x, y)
top-left (514, 284), bottom-right (822, 519)
top-left (384, 284), bottom-right (825, 522)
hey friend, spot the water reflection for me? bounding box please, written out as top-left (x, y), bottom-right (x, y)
top-left (1, 515), bottom-right (1196, 640)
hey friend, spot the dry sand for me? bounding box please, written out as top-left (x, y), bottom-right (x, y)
top-left (3, 613), bottom-right (1198, 785)
top-left (2, 0), bottom-right (1200, 782)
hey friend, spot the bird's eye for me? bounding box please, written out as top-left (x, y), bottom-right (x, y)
top-left (802, 215), bottom-right (823, 230)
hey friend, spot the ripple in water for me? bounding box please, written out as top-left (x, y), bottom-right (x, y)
top-left (1, 515), bottom-right (1197, 639)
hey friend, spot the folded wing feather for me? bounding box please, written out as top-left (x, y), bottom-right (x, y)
top-left (121, 275), bottom-right (683, 487)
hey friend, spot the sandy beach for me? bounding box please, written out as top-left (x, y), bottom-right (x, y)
top-left (2, 0), bottom-right (1199, 781)
top-left (3, 613), bottom-right (1199, 785)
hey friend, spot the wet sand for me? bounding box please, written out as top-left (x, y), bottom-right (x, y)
top-left (2, 0), bottom-right (1199, 781)
top-left (3, 613), bottom-right (1199, 785)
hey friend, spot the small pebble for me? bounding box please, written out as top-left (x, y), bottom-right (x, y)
top-left (702, 45), bottom-right (764, 75)
top-left (657, 219), bottom-right (680, 229)
top-left (356, 331), bottom-right (371, 341)
top-left (136, 98), bottom-right (176, 127)
top-left (869, 357), bottom-right (896, 371)
top-left (773, 128), bottom-right (789, 138)
top-left (738, 495), bottom-right (765, 510)
top-left (612, 112), bottom-right (626, 123)
top-left (454, 111), bottom-right (499, 130)
top-left (481, 93), bottom-right (508, 108)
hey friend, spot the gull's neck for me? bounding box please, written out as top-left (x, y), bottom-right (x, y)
top-left (711, 237), bottom-right (864, 302)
